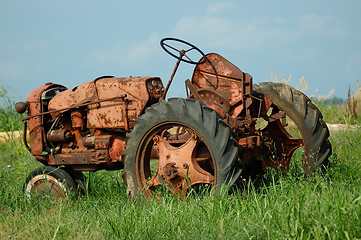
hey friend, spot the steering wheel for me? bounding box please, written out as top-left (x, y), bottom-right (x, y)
top-left (160, 37), bottom-right (207, 65)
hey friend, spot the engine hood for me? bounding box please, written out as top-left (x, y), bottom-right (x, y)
top-left (48, 76), bottom-right (160, 118)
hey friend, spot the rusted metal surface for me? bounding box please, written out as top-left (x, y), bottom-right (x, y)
top-left (47, 129), bottom-right (73, 142)
top-left (189, 53), bottom-right (309, 177)
top-left (34, 155), bottom-right (48, 164)
top-left (48, 80), bottom-right (98, 116)
top-left (25, 83), bottom-right (66, 155)
top-left (109, 136), bottom-right (126, 163)
top-left (15, 102), bottom-right (27, 114)
top-left (48, 77), bottom-right (163, 129)
top-left (192, 53), bottom-right (253, 118)
top-left (48, 134), bottom-right (126, 171)
top-left (82, 135), bottom-right (111, 149)
top-left (185, 79), bottom-right (203, 102)
top-left (138, 128), bottom-right (215, 197)
top-left (71, 110), bottom-right (84, 128)
top-left (122, 100), bottom-right (129, 132)
top-left (18, 76), bottom-right (154, 171)
top-left (196, 89), bottom-right (231, 117)
top-left (22, 96), bottom-right (126, 121)
top-left (46, 131), bottom-right (126, 169)
top-left (49, 152), bottom-right (105, 166)
top-left (238, 135), bottom-right (261, 148)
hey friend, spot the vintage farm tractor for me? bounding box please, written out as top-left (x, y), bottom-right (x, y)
top-left (15, 38), bottom-right (331, 199)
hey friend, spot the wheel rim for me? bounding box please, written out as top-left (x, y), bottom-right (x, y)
top-left (25, 174), bottom-right (67, 199)
top-left (253, 82), bottom-right (331, 176)
top-left (135, 122), bottom-right (216, 198)
top-left (257, 104), bottom-right (304, 173)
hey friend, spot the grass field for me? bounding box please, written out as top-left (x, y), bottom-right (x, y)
top-left (1, 93), bottom-right (361, 239)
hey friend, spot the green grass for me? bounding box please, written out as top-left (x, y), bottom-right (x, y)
top-left (1, 126), bottom-right (361, 239)
top-left (1, 90), bottom-right (361, 239)
top-left (315, 101), bottom-right (361, 125)
top-left (0, 87), bottom-right (24, 132)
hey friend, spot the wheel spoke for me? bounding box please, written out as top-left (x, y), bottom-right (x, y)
top-left (261, 117), bottom-right (304, 171)
top-left (152, 132), bottom-right (214, 196)
top-left (184, 54), bottom-right (193, 62)
top-left (163, 43), bottom-right (180, 53)
top-left (185, 47), bottom-right (195, 53)
top-left (140, 128), bottom-right (215, 198)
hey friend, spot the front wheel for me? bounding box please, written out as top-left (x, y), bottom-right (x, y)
top-left (24, 166), bottom-right (78, 199)
top-left (122, 98), bottom-right (242, 199)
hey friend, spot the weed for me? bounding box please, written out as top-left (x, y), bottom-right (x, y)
top-left (0, 87), bottom-right (23, 132)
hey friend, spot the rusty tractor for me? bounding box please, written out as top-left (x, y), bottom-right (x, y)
top-left (15, 38), bottom-right (331, 199)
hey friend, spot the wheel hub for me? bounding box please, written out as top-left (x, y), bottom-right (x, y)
top-left (26, 174), bottom-right (66, 198)
top-left (148, 132), bottom-right (214, 196)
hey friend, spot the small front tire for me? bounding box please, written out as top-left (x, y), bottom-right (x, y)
top-left (24, 166), bottom-right (77, 199)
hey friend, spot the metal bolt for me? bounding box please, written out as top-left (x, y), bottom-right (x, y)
top-left (65, 131), bottom-right (72, 139)
top-left (55, 146), bottom-right (61, 153)
top-left (153, 135), bottom-right (161, 143)
top-left (69, 142), bottom-right (76, 149)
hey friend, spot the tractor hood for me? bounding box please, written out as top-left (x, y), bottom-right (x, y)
top-left (48, 76), bottom-right (162, 122)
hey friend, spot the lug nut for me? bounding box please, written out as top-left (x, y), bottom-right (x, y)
top-left (69, 142), bottom-right (76, 149)
top-left (65, 132), bottom-right (72, 139)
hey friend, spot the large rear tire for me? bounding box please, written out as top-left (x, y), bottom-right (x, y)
top-left (253, 82), bottom-right (332, 174)
top-left (122, 98), bottom-right (242, 199)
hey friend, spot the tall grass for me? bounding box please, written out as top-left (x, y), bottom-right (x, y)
top-left (1, 88), bottom-right (361, 239)
top-left (1, 125), bottom-right (361, 239)
top-left (0, 87), bottom-right (23, 132)
top-left (268, 73), bottom-right (361, 125)
top-left (314, 100), bottom-right (361, 125)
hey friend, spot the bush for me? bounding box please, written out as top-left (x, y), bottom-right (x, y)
top-left (0, 86), bottom-right (23, 132)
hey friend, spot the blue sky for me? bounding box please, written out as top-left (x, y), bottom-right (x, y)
top-left (1, 0), bottom-right (360, 100)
